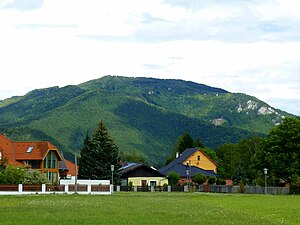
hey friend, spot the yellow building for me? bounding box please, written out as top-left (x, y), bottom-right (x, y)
top-left (159, 148), bottom-right (218, 183)
top-left (120, 163), bottom-right (168, 187)
top-left (182, 148), bottom-right (217, 173)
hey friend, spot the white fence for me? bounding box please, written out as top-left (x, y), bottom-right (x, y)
top-left (0, 184), bottom-right (112, 195)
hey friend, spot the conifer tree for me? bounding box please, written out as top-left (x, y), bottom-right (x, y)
top-left (78, 134), bottom-right (94, 179)
top-left (78, 121), bottom-right (120, 182)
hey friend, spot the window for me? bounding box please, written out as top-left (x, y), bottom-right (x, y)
top-left (197, 155), bottom-right (200, 161)
top-left (0, 151), bottom-right (2, 160)
top-left (26, 146), bottom-right (34, 153)
top-left (44, 151), bottom-right (58, 169)
top-left (150, 181), bottom-right (157, 187)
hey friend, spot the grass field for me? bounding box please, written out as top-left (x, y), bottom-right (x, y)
top-left (0, 192), bottom-right (299, 225)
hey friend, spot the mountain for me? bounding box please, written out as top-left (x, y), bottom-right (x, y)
top-left (0, 76), bottom-right (293, 166)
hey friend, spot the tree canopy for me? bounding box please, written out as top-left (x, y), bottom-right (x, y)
top-left (78, 121), bottom-right (120, 183)
top-left (258, 117), bottom-right (300, 184)
top-left (165, 132), bottom-right (204, 165)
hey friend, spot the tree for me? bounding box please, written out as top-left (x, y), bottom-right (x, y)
top-left (120, 149), bottom-right (147, 164)
top-left (78, 121), bottom-right (120, 183)
top-left (78, 134), bottom-right (94, 179)
top-left (258, 117), bottom-right (300, 184)
top-left (192, 173), bottom-right (206, 185)
top-left (165, 133), bottom-right (196, 165)
top-left (167, 172), bottom-right (180, 186)
top-left (216, 136), bottom-right (262, 184)
top-left (216, 143), bottom-right (239, 179)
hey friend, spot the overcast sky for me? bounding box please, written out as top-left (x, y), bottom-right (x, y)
top-left (0, 0), bottom-right (299, 115)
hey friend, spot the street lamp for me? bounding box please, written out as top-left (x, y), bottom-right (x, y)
top-left (263, 168), bottom-right (268, 194)
top-left (186, 163), bottom-right (190, 192)
top-left (74, 149), bottom-right (78, 194)
top-left (111, 165), bottom-right (115, 186)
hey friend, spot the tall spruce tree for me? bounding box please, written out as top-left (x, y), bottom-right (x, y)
top-left (78, 121), bottom-right (120, 182)
top-left (78, 134), bottom-right (94, 179)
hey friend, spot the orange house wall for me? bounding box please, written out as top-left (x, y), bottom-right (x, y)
top-left (183, 149), bottom-right (217, 173)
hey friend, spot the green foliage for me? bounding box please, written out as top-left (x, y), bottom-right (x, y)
top-left (192, 173), bottom-right (206, 185)
top-left (166, 132), bottom-right (205, 165)
top-left (0, 165), bottom-right (26, 184)
top-left (23, 169), bottom-right (47, 185)
top-left (78, 134), bottom-right (94, 179)
top-left (207, 176), bottom-right (217, 185)
top-left (0, 76), bottom-right (293, 166)
top-left (167, 172), bottom-right (180, 186)
top-left (216, 136), bottom-right (263, 184)
top-left (78, 121), bottom-right (120, 183)
top-left (258, 117), bottom-right (300, 184)
top-left (216, 177), bottom-right (226, 185)
top-left (120, 149), bottom-right (147, 164)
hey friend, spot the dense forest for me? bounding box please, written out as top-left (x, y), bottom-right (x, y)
top-left (0, 76), bottom-right (295, 166)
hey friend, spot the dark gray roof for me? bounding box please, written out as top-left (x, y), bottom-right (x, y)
top-left (58, 150), bottom-right (68, 171)
top-left (120, 163), bottom-right (166, 177)
top-left (158, 148), bottom-right (218, 178)
top-left (159, 162), bottom-right (217, 178)
top-left (169, 148), bottom-right (199, 166)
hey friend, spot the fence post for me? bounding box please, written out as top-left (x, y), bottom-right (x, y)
top-left (116, 186), bottom-right (120, 192)
top-left (64, 184), bottom-right (69, 193)
top-left (42, 184), bottom-right (46, 193)
top-left (87, 184), bottom-right (91, 194)
top-left (18, 184), bottom-right (23, 193)
top-left (151, 185), bottom-right (154, 192)
top-left (168, 186), bottom-right (171, 192)
top-left (184, 185), bottom-right (188, 192)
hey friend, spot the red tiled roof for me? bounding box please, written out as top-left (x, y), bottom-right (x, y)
top-left (64, 159), bottom-right (78, 176)
top-left (13, 141), bottom-right (61, 160)
top-left (0, 134), bottom-right (63, 164)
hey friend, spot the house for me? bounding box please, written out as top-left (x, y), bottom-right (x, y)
top-left (159, 148), bottom-right (218, 183)
top-left (120, 163), bottom-right (168, 187)
top-left (60, 158), bottom-right (78, 179)
top-left (0, 134), bottom-right (63, 184)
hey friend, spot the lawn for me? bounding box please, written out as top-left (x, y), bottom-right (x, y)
top-left (0, 192), bottom-right (299, 225)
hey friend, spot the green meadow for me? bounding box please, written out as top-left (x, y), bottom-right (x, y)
top-left (0, 192), bottom-right (299, 225)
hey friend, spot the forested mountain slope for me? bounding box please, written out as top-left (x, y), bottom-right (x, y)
top-left (0, 76), bottom-right (293, 166)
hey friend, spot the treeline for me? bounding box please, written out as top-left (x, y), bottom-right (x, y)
top-left (216, 117), bottom-right (300, 186)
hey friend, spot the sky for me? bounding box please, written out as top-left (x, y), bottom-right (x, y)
top-left (0, 0), bottom-right (299, 115)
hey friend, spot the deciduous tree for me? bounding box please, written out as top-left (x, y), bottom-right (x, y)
top-left (258, 117), bottom-right (300, 183)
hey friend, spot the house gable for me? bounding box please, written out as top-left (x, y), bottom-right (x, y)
top-left (158, 148), bottom-right (218, 177)
top-left (0, 134), bottom-right (63, 184)
top-left (183, 149), bottom-right (217, 173)
top-left (121, 164), bottom-right (166, 178)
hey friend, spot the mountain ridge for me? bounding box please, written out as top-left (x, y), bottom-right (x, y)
top-left (0, 75), bottom-right (294, 166)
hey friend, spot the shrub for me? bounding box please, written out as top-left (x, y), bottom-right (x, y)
top-left (216, 177), bottom-right (226, 185)
top-left (23, 169), bottom-right (47, 185)
top-left (168, 172), bottom-right (180, 186)
top-left (208, 176), bottom-right (217, 185)
top-left (0, 165), bottom-right (25, 184)
top-left (192, 173), bottom-right (206, 185)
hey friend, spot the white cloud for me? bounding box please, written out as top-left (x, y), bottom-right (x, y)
top-left (0, 0), bottom-right (299, 115)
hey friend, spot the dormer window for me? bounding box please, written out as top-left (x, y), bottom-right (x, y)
top-left (26, 146), bottom-right (34, 153)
